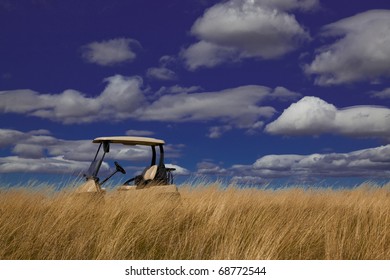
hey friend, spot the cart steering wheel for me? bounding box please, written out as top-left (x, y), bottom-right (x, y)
top-left (114, 161), bottom-right (126, 174)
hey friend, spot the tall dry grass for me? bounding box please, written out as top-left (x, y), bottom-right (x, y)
top-left (0, 182), bottom-right (389, 260)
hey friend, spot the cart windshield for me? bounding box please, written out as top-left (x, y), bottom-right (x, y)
top-left (85, 142), bottom-right (109, 180)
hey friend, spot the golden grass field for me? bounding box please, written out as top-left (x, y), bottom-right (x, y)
top-left (0, 182), bottom-right (389, 260)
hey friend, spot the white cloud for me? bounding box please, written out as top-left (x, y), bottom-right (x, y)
top-left (252, 0), bottom-right (319, 11)
top-left (137, 85), bottom-right (276, 130)
top-left (146, 55), bottom-right (178, 81)
top-left (0, 129), bottom-right (94, 173)
top-left (0, 156), bottom-right (92, 174)
top-left (158, 55), bottom-right (177, 67)
top-left (146, 67), bottom-right (177, 81)
top-left (0, 75), bottom-right (145, 124)
top-left (265, 96), bottom-right (390, 140)
top-left (232, 145), bottom-right (390, 179)
top-left (0, 76), bottom-right (301, 134)
top-left (371, 87), bottom-right (390, 99)
top-left (254, 154), bottom-right (304, 171)
top-left (165, 164), bottom-right (190, 176)
top-left (270, 86), bottom-right (302, 101)
top-left (31, 89), bottom-right (102, 123)
top-left (207, 125), bottom-right (233, 139)
top-left (156, 85), bottom-right (202, 96)
top-left (0, 129), bottom-right (96, 162)
top-left (197, 161), bottom-right (228, 175)
top-left (81, 38), bottom-right (140, 66)
top-left (125, 130), bottom-right (155, 136)
top-left (12, 143), bottom-right (45, 159)
top-left (98, 75), bottom-right (146, 120)
top-left (231, 176), bottom-right (266, 185)
top-left (305, 10), bottom-right (390, 85)
top-left (181, 0), bottom-right (313, 69)
top-left (0, 129), bottom-right (25, 147)
top-left (181, 41), bottom-right (238, 70)
top-left (27, 129), bottom-right (51, 135)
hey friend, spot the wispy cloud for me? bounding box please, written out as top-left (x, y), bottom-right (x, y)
top-left (146, 55), bottom-right (178, 81)
top-left (305, 10), bottom-right (390, 85)
top-left (155, 85), bottom-right (202, 96)
top-left (370, 87), bottom-right (390, 99)
top-left (125, 130), bottom-right (155, 136)
top-left (81, 38), bottom-right (140, 66)
top-left (197, 160), bottom-right (228, 175)
top-left (251, 0), bottom-right (320, 12)
top-left (146, 67), bottom-right (177, 81)
top-left (207, 125), bottom-right (233, 139)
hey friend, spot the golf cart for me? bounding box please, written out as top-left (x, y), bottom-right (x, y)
top-left (77, 136), bottom-right (178, 194)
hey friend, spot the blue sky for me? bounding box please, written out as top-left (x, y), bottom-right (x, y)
top-left (1, 0), bottom-right (390, 187)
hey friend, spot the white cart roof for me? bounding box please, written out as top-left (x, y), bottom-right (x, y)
top-left (93, 136), bottom-right (165, 146)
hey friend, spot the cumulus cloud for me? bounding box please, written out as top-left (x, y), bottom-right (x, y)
top-left (0, 75), bottom-right (300, 135)
top-left (189, 143), bottom-right (390, 180)
top-left (98, 75), bottom-right (146, 120)
top-left (0, 156), bottom-right (92, 174)
top-left (12, 144), bottom-right (45, 159)
top-left (181, 41), bottom-right (238, 70)
top-left (0, 75), bottom-right (145, 124)
top-left (231, 145), bottom-right (390, 179)
top-left (181, 0), bottom-right (314, 69)
top-left (82, 38), bottom-right (140, 66)
top-left (0, 129), bottom-right (94, 162)
top-left (0, 128), bottom-right (25, 147)
top-left (0, 129), bottom-right (94, 173)
top-left (137, 85), bottom-right (276, 131)
top-left (265, 96), bottom-right (390, 140)
top-left (305, 10), bottom-right (390, 85)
